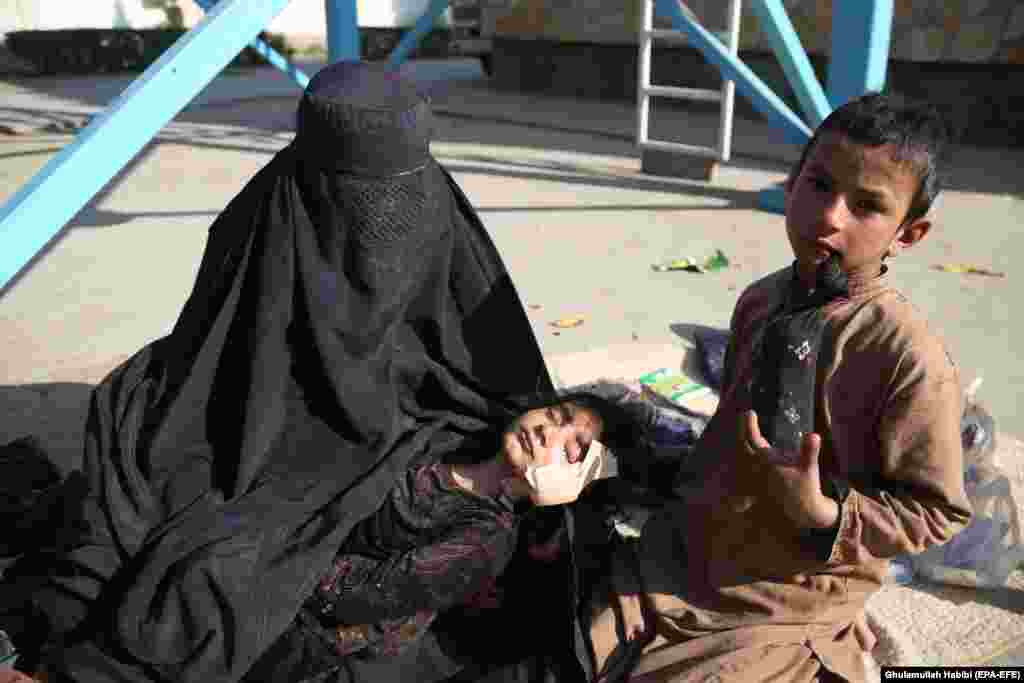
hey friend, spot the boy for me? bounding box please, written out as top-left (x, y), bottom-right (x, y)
top-left (590, 93), bottom-right (973, 682)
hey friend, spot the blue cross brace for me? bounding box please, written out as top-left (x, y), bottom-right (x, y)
top-left (194, 0), bottom-right (311, 90)
top-left (326, 0), bottom-right (360, 63)
top-left (827, 0), bottom-right (894, 108)
top-left (0, 0), bottom-right (297, 294)
top-left (388, 0), bottom-right (451, 68)
top-left (656, 0), bottom-right (812, 147)
top-left (747, 0), bottom-right (831, 128)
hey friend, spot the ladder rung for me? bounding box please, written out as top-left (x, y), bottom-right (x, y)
top-left (643, 28), bottom-right (734, 46)
top-left (642, 85), bottom-right (722, 103)
top-left (643, 28), bottom-right (690, 43)
top-left (637, 139), bottom-right (719, 159)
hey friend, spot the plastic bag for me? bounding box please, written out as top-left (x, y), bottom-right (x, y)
top-left (910, 379), bottom-right (1024, 589)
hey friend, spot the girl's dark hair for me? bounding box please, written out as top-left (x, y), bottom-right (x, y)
top-left (507, 391), bottom-right (647, 455)
top-left (791, 91), bottom-right (951, 226)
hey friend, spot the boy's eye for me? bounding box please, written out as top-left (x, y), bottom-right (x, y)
top-left (856, 199), bottom-right (884, 214)
top-left (809, 176), bottom-right (831, 192)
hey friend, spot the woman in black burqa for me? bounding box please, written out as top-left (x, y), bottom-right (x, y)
top-left (6, 61), bottom-right (589, 683)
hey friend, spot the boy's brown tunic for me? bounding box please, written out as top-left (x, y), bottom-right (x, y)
top-left (627, 266), bottom-right (972, 682)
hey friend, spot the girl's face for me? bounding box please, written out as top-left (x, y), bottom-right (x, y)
top-left (501, 402), bottom-right (604, 475)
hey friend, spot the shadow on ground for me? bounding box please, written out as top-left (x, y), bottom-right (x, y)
top-left (6, 59), bottom-right (1023, 199)
top-left (0, 382), bottom-right (93, 476)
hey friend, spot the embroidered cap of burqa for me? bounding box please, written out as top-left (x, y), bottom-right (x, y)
top-left (42, 61), bottom-right (553, 682)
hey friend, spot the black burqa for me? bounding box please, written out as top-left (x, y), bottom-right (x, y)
top-left (22, 62), bottom-right (558, 682)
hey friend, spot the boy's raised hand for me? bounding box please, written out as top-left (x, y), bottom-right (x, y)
top-left (740, 410), bottom-right (839, 531)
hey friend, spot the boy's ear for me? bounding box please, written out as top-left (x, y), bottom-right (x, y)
top-left (888, 217), bottom-right (932, 257)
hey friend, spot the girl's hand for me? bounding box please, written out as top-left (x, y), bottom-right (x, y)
top-left (0, 670), bottom-right (37, 683)
top-left (616, 592), bottom-right (647, 641)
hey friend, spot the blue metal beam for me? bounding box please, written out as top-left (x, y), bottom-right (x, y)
top-left (325, 0), bottom-right (360, 63)
top-left (759, 184), bottom-right (787, 214)
top-left (248, 36), bottom-right (311, 90)
top-left (747, 0), bottom-right (831, 128)
top-left (194, 0), bottom-right (310, 90)
top-left (758, 0), bottom-right (895, 214)
top-left (0, 0), bottom-right (295, 294)
top-left (387, 0), bottom-right (450, 68)
top-left (827, 0), bottom-right (894, 107)
top-left (655, 0), bottom-right (811, 146)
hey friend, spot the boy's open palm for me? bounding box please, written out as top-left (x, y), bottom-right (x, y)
top-left (740, 410), bottom-right (839, 531)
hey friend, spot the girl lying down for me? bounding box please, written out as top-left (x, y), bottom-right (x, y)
top-left (243, 392), bottom-right (638, 682)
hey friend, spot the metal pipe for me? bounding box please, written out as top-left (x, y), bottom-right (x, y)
top-left (246, 36), bottom-right (311, 90)
top-left (325, 0), bottom-right (360, 63)
top-left (0, 0), bottom-right (296, 294)
top-left (194, 0), bottom-right (310, 89)
top-left (643, 85), bottom-right (722, 103)
top-left (716, 0), bottom-right (742, 162)
top-left (636, 0), bottom-right (655, 145)
top-left (387, 0), bottom-right (451, 69)
top-left (747, 0), bottom-right (831, 127)
top-left (827, 0), bottom-right (894, 107)
top-left (655, 0), bottom-right (811, 145)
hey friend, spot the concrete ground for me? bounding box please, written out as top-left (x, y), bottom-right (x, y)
top-left (0, 58), bottom-right (1022, 667)
top-left (1, 58), bottom-right (1021, 432)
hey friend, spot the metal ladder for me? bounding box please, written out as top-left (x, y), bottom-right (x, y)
top-left (637, 0), bottom-right (743, 164)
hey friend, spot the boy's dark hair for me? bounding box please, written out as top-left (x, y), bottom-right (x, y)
top-left (791, 92), bottom-right (951, 225)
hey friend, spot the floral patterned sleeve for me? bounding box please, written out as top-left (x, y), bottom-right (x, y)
top-left (252, 466), bottom-right (521, 669)
top-left (310, 463), bottom-right (519, 627)
top-left (314, 509), bottom-right (518, 627)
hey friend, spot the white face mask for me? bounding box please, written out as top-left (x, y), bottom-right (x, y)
top-left (523, 440), bottom-right (617, 506)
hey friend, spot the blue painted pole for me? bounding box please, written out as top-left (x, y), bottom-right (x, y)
top-left (248, 37), bottom-right (311, 90)
top-left (827, 0), bottom-right (894, 108)
top-left (747, 0), bottom-right (831, 127)
top-left (655, 0), bottom-right (811, 146)
top-left (325, 0), bottom-right (360, 64)
top-left (387, 0), bottom-right (450, 68)
top-left (0, 0), bottom-right (294, 294)
top-left (194, 0), bottom-right (310, 89)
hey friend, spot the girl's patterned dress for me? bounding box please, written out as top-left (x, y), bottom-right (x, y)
top-left (246, 462), bottom-right (519, 680)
